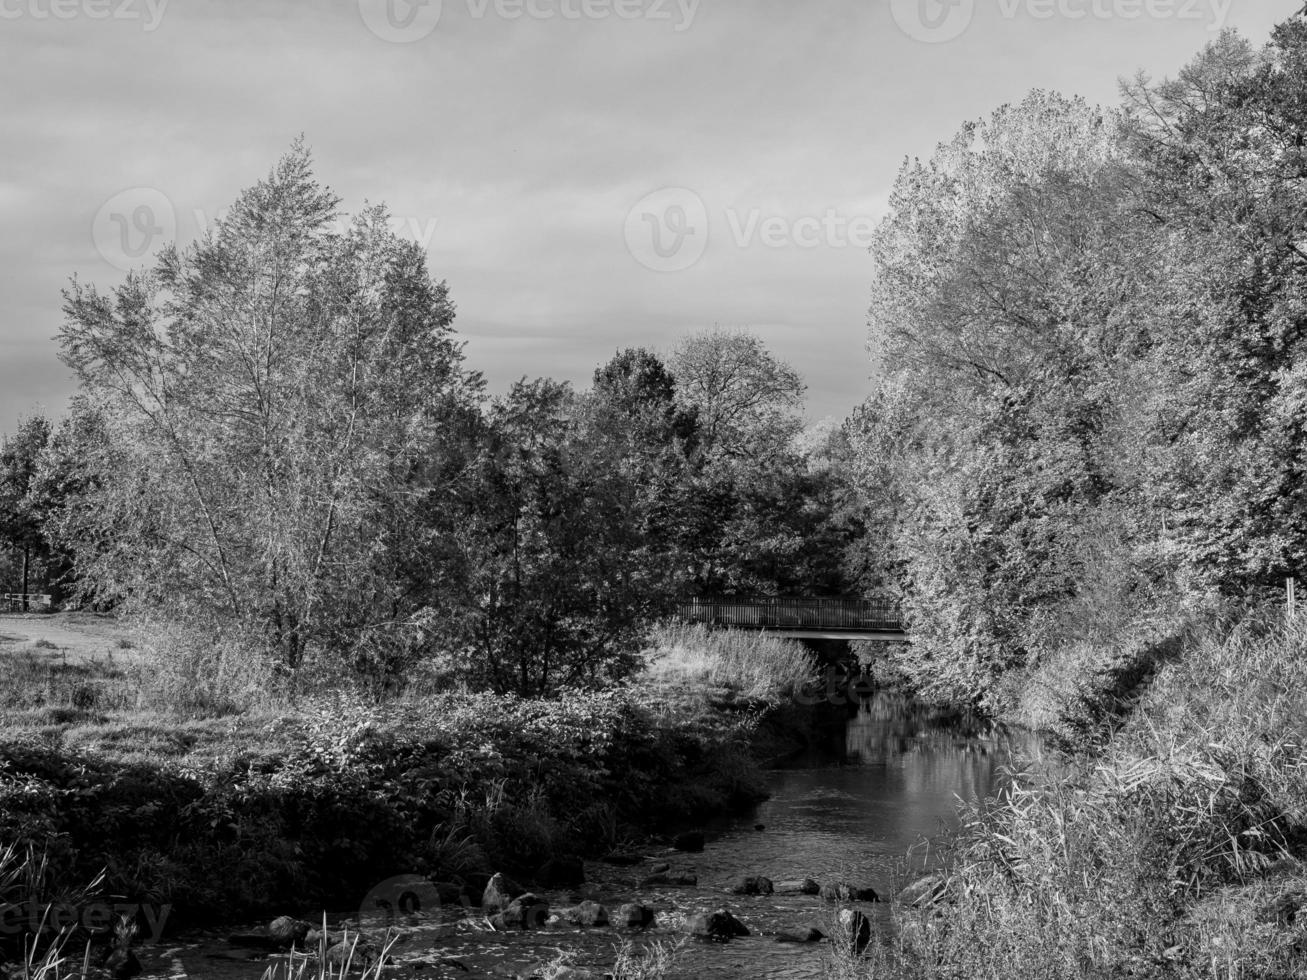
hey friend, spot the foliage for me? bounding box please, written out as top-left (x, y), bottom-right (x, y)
top-left (0, 677), bottom-right (769, 922)
top-left (56, 141), bottom-right (480, 670)
top-left (669, 327), bottom-right (805, 461)
top-left (420, 378), bottom-right (671, 695)
top-left (830, 615), bottom-right (1307, 980)
top-left (851, 20), bottom-right (1307, 708)
top-left (0, 414), bottom-right (54, 603)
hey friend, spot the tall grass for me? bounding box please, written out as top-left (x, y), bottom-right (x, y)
top-left (639, 621), bottom-right (816, 701)
top-left (831, 614), bottom-right (1307, 980)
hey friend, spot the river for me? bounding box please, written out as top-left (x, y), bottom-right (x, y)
top-left (153, 693), bottom-right (1038, 980)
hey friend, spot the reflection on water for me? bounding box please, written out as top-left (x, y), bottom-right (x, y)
top-left (157, 693), bottom-right (1041, 980)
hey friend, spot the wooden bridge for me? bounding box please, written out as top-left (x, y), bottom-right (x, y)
top-left (676, 596), bottom-right (906, 641)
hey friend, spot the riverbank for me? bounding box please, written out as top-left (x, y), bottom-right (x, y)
top-left (832, 613), bottom-right (1307, 980)
top-left (0, 616), bottom-right (818, 958)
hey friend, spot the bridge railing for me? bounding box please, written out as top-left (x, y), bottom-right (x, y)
top-left (676, 596), bottom-right (904, 633)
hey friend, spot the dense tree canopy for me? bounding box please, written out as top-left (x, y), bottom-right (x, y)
top-left (57, 142), bottom-right (480, 668)
top-left (852, 19), bottom-right (1307, 708)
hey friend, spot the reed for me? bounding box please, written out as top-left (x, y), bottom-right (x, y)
top-left (639, 621), bottom-right (816, 701)
top-left (830, 614), bottom-right (1307, 980)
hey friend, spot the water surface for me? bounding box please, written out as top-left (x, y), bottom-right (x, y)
top-left (152, 693), bottom-right (1038, 979)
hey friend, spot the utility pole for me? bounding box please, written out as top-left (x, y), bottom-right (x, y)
top-left (1288, 577), bottom-right (1297, 622)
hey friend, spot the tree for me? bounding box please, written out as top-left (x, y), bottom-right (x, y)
top-left (428, 378), bottom-right (667, 695)
top-left (857, 90), bottom-right (1178, 705)
top-left (1119, 25), bottom-right (1307, 594)
top-left (26, 398), bottom-right (111, 608)
top-left (669, 328), bottom-right (805, 460)
top-left (56, 142), bottom-right (480, 667)
top-left (0, 414), bottom-right (52, 608)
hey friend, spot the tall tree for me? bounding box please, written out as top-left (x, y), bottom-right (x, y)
top-left (858, 91), bottom-right (1174, 705)
top-left (0, 414), bottom-right (52, 608)
top-left (57, 142), bottom-right (479, 667)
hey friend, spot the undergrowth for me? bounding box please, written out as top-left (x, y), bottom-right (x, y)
top-left (830, 614), bottom-right (1307, 980)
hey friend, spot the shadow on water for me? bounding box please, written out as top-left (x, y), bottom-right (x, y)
top-left (154, 693), bottom-right (1041, 980)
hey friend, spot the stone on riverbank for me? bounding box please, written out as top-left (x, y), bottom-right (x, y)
top-left (838, 909), bottom-right (872, 954)
top-left (897, 872), bottom-right (949, 909)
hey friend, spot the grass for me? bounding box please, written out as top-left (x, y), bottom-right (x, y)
top-left (638, 621), bottom-right (816, 703)
top-left (830, 613), bottom-right (1307, 980)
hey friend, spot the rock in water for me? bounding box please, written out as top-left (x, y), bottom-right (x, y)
top-left (268, 916), bottom-right (312, 948)
top-left (325, 939), bottom-right (381, 967)
top-left (492, 893), bottom-right (550, 931)
top-left (726, 875), bottom-right (774, 896)
top-left (483, 872), bottom-right (526, 913)
top-left (686, 909), bottom-right (750, 942)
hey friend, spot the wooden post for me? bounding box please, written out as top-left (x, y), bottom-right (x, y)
top-left (1289, 577), bottom-right (1297, 622)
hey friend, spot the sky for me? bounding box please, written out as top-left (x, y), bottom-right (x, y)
top-left (0, 0), bottom-right (1297, 436)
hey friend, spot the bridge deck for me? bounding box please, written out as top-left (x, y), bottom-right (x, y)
top-left (676, 597), bottom-right (905, 637)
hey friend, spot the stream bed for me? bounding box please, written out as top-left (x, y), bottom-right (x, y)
top-left (147, 693), bottom-right (1040, 980)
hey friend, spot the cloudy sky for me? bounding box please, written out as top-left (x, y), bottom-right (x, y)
top-left (0, 0), bottom-right (1295, 435)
